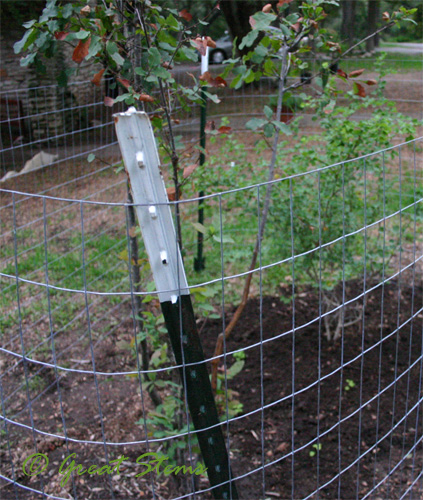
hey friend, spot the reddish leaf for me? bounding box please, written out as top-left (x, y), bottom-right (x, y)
top-left (183, 163), bottom-right (198, 179)
top-left (117, 77), bottom-right (131, 89)
top-left (199, 71), bottom-right (227, 88)
top-left (365, 79), bottom-right (377, 86)
top-left (54, 31), bottom-right (68, 41)
top-left (91, 68), bottom-right (105, 86)
top-left (80, 5), bottom-right (91, 14)
top-left (179, 9), bottom-right (193, 22)
top-left (354, 82), bottom-right (366, 98)
top-left (138, 94), bottom-right (155, 103)
top-left (205, 36), bottom-right (216, 49)
top-left (327, 41), bottom-right (341, 52)
top-left (193, 37), bottom-right (207, 56)
top-left (249, 16), bottom-right (256, 29)
top-left (166, 186), bottom-right (180, 201)
top-left (336, 69), bottom-right (348, 79)
top-left (262, 3), bottom-right (272, 13)
top-left (72, 38), bottom-right (91, 63)
top-left (291, 22), bottom-right (301, 32)
top-left (349, 69), bottom-right (365, 78)
top-left (162, 61), bottom-right (173, 69)
top-left (104, 96), bottom-right (115, 107)
top-left (218, 126), bottom-right (232, 134)
top-left (277, 0), bottom-right (294, 7)
top-left (382, 11), bottom-right (390, 21)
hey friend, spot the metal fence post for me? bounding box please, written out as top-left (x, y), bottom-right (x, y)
top-left (194, 45), bottom-right (209, 272)
top-left (114, 108), bottom-right (238, 499)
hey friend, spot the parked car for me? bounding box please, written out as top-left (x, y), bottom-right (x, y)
top-left (209, 33), bottom-right (232, 64)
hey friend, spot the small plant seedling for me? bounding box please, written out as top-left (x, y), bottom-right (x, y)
top-left (309, 443), bottom-right (322, 457)
top-left (345, 379), bottom-right (356, 392)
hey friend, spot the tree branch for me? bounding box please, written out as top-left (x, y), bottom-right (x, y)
top-left (211, 45), bottom-right (290, 391)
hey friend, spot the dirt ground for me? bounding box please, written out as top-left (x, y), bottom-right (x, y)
top-left (1, 274), bottom-right (422, 499)
top-left (1, 70), bottom-right (422, 500)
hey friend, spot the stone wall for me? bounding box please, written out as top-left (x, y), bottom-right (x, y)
top-left (1, 29), bottom-right (102, 147)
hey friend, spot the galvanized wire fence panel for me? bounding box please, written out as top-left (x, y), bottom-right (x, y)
top-left (1, 134), bottom-right (422, 499)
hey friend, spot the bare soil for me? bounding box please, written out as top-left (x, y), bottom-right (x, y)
top-left (1, 276), bottom-right (422, 499)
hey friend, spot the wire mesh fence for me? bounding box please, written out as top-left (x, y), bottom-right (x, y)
top-left (1, 119), bottom-right (422, 499)
top-left (0, 41), bottom-right (423, 499)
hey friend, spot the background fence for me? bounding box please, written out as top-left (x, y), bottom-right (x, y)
top-left (1, 55), bottom-right (423, 499)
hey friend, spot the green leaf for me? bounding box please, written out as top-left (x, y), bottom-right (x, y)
top-left (62, 3), bottom-right (73, 18)
top-left (251, 11), bottom-right (277, 30)
top-left (179, 45), bottom-right (198, 62)
top-left (226, 360), bottom-right (245, 379)
top-left (111, 51), bottom-right (125, 66)
top-left (239, 30), bottom-right (259, 50)
top-left (264, 58), bottom-right (275, 75)
top-left (203, 91), bottom-right (221, 104)
top-left (263, 122), bottom-right (274, 137)
top-left (264, 105), bottom-right (274, 119)
top-left (23, 20), bottom-right (36, 29)
top-left (192, 222), bottom-right (207, 234)
top-left (279, 24), bottom-right (292, 38)
top-left (148, 47), bottom-right (161, 67)
top-left (75, 30), bottom-right (90, 40)
top-left (244, 68), bottom-right (256, 84)
top-left (151, 65), bottom-right (172, 81)
top-left (106, 41), bottom-right (118, 55)
top-left (272, 120), bottom-right (292, 135)
top-left (166, 13), bottom-right (179, 29)
top-left (245, 118), bottom-right (267, 130)
top-left (212, 234), bottom-right (235, 244)
top-left (87, 154), bottom-right (96, 163)
top-left (14, 29), bottom-right (37, 54)
top-left (87, 36), bottom-right (101, 60)
top-left (20, 53), bottom-right (37, 67)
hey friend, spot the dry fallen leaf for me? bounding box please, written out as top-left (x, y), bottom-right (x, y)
top-left (276, 442), bottom-right (289, 453)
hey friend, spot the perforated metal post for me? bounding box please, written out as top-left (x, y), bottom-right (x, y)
top-left (114, 109), bottom-right (238, 500)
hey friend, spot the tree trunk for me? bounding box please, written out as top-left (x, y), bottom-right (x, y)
top-left (340, 0), bottom-right (357, 45)
top-left (366, 0), bottom-right (380, 53)
top-left (219, 0), bottom-right (269, 56)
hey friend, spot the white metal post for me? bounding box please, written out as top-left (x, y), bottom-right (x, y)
top-left (114, 109), bottom-right (238, 500)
